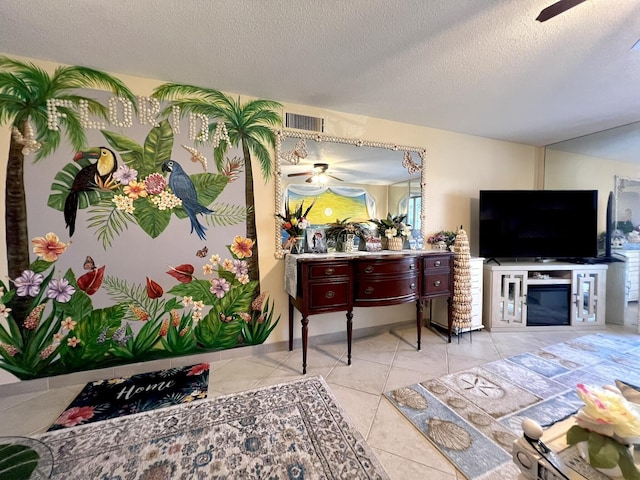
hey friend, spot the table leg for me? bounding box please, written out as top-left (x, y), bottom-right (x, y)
top-left (346, 310), bottom-right (353, 365)
top-left (288, 300), bottom-right (294, 351)
top-left (416, 300), bottom-right (423, 350)
top-left (446, 296), bottom-right (452, 343)
top-left (301, 316), bottom-right (309, 374)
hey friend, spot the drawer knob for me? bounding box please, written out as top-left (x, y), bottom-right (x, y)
top-left (434, 260), bottom-right (441, 267)
top-left (409, 264), bottom-right (415, 270)
top-left (434, 280), bottom-right (441, 287)
top-left (324, 268), bottom-right (335, 275)
top-left (410, 283), bottom-right (416, 289)
top-left (364, 265), bottom-right (374, 274)
top-left (364, 286), bottom-right (374, 295)
top-left (325, 291), bottom-right (335, 299)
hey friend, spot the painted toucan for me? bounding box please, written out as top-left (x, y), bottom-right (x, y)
top-left (64, 147), bottom-right (118, 237)
top-left (161, 160), bottom-right (213, 240)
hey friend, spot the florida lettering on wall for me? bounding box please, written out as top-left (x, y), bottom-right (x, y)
top-left (0, 57), bottom-right (282, 382)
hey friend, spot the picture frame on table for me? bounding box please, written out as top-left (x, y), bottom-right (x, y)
top-left (306, 227), bottom-right (327, 253)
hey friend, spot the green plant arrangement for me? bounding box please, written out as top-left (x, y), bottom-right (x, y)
top-left (427, 230), bottom-right (457, 249)
top-left (369, 213), bottom-right (412, 239)
top-left (275, 198), bottom-right (316, 238)
top-left (326, 218), bottom-right (369, 241)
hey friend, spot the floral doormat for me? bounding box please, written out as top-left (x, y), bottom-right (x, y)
top-left (385, 333), bottom-right (640, 479)
top-left (47, 363), bottom-right (209, 431)
top-left (36, 376), bottom-right (389, 479)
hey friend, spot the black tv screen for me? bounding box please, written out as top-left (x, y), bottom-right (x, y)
top-left (479, 190), bottom-right (598, 260)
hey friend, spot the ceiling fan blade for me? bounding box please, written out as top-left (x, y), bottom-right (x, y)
top-left (536, 0), bottom-right (586, 22)
top-left (287, 172), bottom-right (312, 177)
top-left (328, 174), bottom-right (344, 182)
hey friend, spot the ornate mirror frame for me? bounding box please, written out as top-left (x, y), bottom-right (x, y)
top-left (274, 129), bottom-right (427, 259)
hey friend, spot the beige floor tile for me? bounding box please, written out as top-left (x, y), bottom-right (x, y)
top-left (447, 352), bottom-right (496, 373)
top-left (325, 357), bottom-right (391, 395)
top-left (384, 364), bottom-right (447, 392)
top-left (0, 385), bottom-right (82, 436)
top-left (391, 344), bottom-right (448, 374)
top-left (326, 382), bottom-right (381, 439)
top-left (208, 357), bottom-right (277, 394)
top-left (373, 448), bottom-right (456, 480)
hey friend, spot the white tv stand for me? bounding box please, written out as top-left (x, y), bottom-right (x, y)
top-left (483, 261), bottom-right (607, 331)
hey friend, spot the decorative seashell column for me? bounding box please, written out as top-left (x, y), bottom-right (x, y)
top-left (452, 228), bottom-right (472, 335)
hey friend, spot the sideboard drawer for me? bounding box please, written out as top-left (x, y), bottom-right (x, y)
top-left (423, 255), bottom-right (451, 270)
top-left (355, 275), bottom-right (419, 303)
top-left (356, 257), bottom-right (419, 276)
top-left (308, 262), bottom-right (350, 279)
top-left (423, 273), bottom-right (451, 296)
top-left (309, 281), bottom-right (351, 310)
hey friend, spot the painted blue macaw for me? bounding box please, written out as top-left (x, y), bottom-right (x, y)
top-left (161, 160), bottom-right (213, 240)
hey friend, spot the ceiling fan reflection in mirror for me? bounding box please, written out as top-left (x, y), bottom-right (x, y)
top-left (536, 0), bottom-right (586, 22)
top-left (287, 163), bottom-right (344, 184)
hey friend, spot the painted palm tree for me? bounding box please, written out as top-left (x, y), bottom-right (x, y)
top-left (153, 84), bottom-right (282, 289)
top-left (0, 56), bottom-right (136, 321)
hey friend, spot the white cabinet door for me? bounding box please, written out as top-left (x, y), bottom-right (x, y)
top-left (571, 269), bottom-right (606, 326)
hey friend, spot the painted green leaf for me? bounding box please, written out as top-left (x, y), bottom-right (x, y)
top-left (133, 197), bottom-right (172, 238)
top-left (143, 119), bottom-right (174, 176)
top-left (101, 130), bottom-right (143, 158)
top-left (47, 160), bottom-right (101, 212)
top-left (168, 279), bottom-right (217, 304)
top-left (195, 310), bottom-right (242, 349)
top-left (0, 443), bottom-right (39, 480)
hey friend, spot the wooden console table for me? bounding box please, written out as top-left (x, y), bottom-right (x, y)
top-left (285, 251), bottom-right (454, 373)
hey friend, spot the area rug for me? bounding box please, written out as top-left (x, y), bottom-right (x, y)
top-left (47, 363), bottom-right (209, 431)
top-left (385, 333), bottom-right (640, 480)
top-left (35, 376), bottom-right (389, 479)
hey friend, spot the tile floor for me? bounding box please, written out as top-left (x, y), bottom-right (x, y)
top-left (1, 312), bottom-right (638, 480)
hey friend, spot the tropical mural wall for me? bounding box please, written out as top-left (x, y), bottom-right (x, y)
top-left (0, 57), bottom-right (282, 383)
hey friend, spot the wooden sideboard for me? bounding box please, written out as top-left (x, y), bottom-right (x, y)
top-left (285, 251), bottom-right (454, 373)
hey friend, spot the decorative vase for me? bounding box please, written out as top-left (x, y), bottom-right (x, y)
top-left (576, 441), bottom-right (632, 478)
top-left (292, 235), bottom-right (306, 254)
top-left (432, 241), bottom-right (447, 251)
top-left (387, 237), bottom-right (403, 251)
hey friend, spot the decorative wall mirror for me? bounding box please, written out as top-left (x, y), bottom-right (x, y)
top-left (274, 129), bottom-right (427, 258)
top-left (614, 175), bottom-right (640, 243)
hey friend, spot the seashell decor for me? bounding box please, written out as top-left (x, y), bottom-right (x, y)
top-left (452, 228), bottom-right (472, 331)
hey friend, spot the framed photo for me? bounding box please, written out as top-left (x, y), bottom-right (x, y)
top-left (306, 227), bottom-right (327, 253)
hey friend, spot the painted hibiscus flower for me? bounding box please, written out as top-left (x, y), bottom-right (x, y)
top-left (123, 180), bottom-right (148, 200)
top-left (210, 278), bottom-right (230, 299)
top-left (46, 278), bottom-right (76, 303)
top-left (13, 270), bottom-right (44, 297)
top-left (112, 164), bottom-right (138, 185)
top-left (55, 406), bottom-right (95, 427)
top-left (32, 232), bottom-right (68, 262)
top-left (230, 235), bottom-right (254, 259)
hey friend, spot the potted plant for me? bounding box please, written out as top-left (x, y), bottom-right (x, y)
top-left (275, 198), bottom-right (316, 253)
top-left (325, 218), bottom-right (370, 252)
top-left (369, 214), bottom-right (412, 250)
top-left (427, 230), bottom-right (457, 251)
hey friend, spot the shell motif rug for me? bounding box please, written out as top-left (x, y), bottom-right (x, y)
top-left (36, 376), bottom-right (389, 479)
top-left (385, 333), bottom-right (640, 480)
top-left (47, 363), bottom-right (210, 431)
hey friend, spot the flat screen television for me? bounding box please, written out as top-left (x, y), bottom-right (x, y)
top-left (479, 190), bottom-right (598, 260)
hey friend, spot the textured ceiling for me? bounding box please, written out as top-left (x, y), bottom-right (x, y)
top-left (1, 0), bottom-right (640, 149)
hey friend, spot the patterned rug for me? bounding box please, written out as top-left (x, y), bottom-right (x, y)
top-left (47, 363), bottom-right (209, 431)
top-left (36, 376), bottom-right (389, 479)
top-left (385, 333), bottom-right (640, 479)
